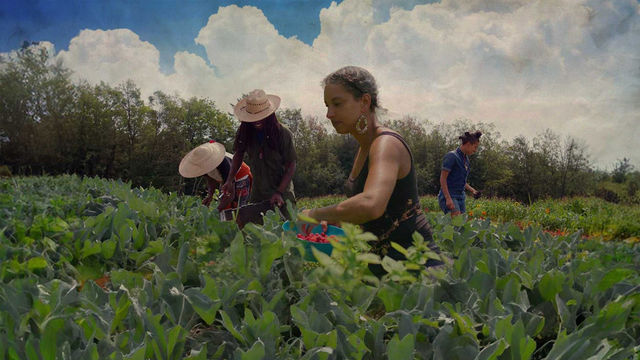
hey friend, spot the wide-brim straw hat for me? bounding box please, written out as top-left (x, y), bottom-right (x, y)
top-left (179, 142), bottom-right (227, 178)
top-left (206, 152), bottom-right (233, 182)
top-left (234, 89), bottom-right (281, 123)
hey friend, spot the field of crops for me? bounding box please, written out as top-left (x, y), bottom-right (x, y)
top-left (1, 175), bottom-right (639, 359)
top-left (300, 196), bottom-right (640, 241)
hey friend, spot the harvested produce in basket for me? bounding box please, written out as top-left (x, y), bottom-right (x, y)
top-left (296, 232), bottom-right (337, 244)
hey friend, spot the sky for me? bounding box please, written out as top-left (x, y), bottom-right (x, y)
top-left (1, 0), bottom-right (639, 169)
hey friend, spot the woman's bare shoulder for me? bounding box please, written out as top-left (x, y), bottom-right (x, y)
top-left (371, 128), bottom-right (405, 153)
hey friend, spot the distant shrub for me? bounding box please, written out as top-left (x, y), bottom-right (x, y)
top-left (0, 165), bottom-right (11, 178)
top-left (595, 186), bottom-right (620, 203)
top-left (627, 179), bottom-right (638, 198)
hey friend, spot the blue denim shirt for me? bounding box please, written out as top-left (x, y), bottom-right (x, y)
top-left (441, 148), bottom-right (469, 197)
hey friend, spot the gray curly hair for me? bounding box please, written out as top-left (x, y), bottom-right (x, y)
top-left (322, 66), bottom-right (379, 111)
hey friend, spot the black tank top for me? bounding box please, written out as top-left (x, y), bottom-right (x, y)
top-left (344, 131), bottom-right (433, 257)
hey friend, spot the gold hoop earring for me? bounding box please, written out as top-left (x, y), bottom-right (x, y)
top-left (356, 114), bottom-right (368, 135)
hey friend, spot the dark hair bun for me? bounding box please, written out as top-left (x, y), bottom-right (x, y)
top-left (460, 130), bottom-right (483, 144)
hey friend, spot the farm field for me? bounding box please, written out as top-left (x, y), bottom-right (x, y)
top-left (1, 175), bottom-right (639, 359)
top-left (299, 195), bottom-right (640, 242)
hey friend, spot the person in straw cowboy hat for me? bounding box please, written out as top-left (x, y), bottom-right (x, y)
top-left (222, 89), bottom-right (297, 210)
top-left (179, 140), bottom-right (252, 212)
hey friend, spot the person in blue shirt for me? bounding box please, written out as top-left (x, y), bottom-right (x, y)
top-left (438, 131), bottom-right (482, 216)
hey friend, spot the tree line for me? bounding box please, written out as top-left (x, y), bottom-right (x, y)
top-left (2, 46), bottom-right (638, 204)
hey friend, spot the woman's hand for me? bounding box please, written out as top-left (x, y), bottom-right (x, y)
top-left (445, 197), bottom-right (455, 211)
top-left (299, 209), bottom-right (315, 235)
top-left (270, 191), bottom-right (284, 207)
top-left (203, 176), bottom-right (219, 207)
top-left (300, 208), bottom-right (312, 218)
top-left (221, 181), bottom-right (235, 200)
top-left (202, 194), bottom-right (213, 207)
top-left (299, 209), bottom-right (328, 234)
top-left (216, 191), bottom-right (233, 211)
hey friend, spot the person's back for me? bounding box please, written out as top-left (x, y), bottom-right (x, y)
top-left (442, 148), bottom-right (468, 197)
top-left (178, 141), bottom-right (253, 211)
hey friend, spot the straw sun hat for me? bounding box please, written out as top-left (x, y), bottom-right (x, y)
top-left (234, 89), bottom-right (281, 123)
top-left (179, 141), bottom-right (229, 179)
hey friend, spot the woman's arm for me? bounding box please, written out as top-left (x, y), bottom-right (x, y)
top-left (221, 151), bottom-right (244, 195)
top-left (202, 176), bottom-right (219, 206)
top-left (440, 170), bottom-right (455, 210)
top-left (306, 136), bottom-right (408, 224)
top-left (270, 160), bottom-right (296, 206)
top-left (465, 183), bottom-right (478, 196)
top-left (278, 161), bottom-right (296, 194)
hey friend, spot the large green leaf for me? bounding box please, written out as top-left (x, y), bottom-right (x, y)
top-left (538, 270), bottom-right (565, 302)
top-left (230, 233), bottom-right (248, 276)
top-left (220, 310), bottom-right (246, 344)
top-left (132, 223), bottom-right (146, 250)
top-left (507, 320), bottom-right (536, 360)
top-left (80, 239), bottom-right (102, 259)
top-left (117, 220), bottom-right (133, 246)
top-left (110, 292), bottom-right (132, 335)
top-left (177, 242), bottom-right (189, 278)
top-left (595, 268), bottom-right (634, 293)
top-left (25, 337), bottom-right (39, 360)
top-left (101, 238), bottom-right (117, 259)
top-left (184, 346), bottom-right (207, 360)
top-left (240, 340), bottom-right (266, 360)
top-left (387, 334), bottom-right (415, 360)
top-left (27, 257), bottom-right (48, 271)
top-left (258, 240), bottom-right (285, 279)
top-left (144, 311), bottom-right (168, 360)
top-left (183, 288), bottom-right (221, 325)
top-left (166, 325), bottom-right (186, 360)
top-left (40, 318), bottom-right (65, 360)
top-left (474, 339), bottom-right (507, 360)
top-left (432, 325), bottom-right (479, 360)
top-left (123, 345), bottom-right (147, 360)
top-left (378, 284), bottom-right (404, 312)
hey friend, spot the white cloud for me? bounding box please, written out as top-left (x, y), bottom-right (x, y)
top-left (194, 5), bottom-right (329, 113)
top-left (57, 29), bottom-right (166, 93)
top-left (356, 0), bottom-right (640, 167)
top-left (167, 51), bottom-right (220, 99)
top-left (49, 0), bottom-right (639, 168)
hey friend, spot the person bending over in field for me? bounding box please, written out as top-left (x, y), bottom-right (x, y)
top-left (301, 66), bottom-right (443, 277)
top-left (438, 131), bottom-right (482, 216)
top-left (179, 140), bottom-right (252, 211)
top-left (222, 89), bottom-right (297, 210)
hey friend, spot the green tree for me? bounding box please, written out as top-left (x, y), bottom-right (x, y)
top-left (507, 136), bottom-right (548, 203)
top-left (532, 130), bottom-right (561, 196)
top-left (36, 60), bottom-right (77, 174)
top-left (472, 137), bottom-right (512, 198)
top-left (112, 80), bottom-right (150, 181)
top-left (181, 96), bottom-right (236, 148)
top-left (279, 108), bottom-right (346, 197)
top-left (557, 137), bottom-right (591, 197)
top-left (612, 157), bottom-right (634, 183)
top-left (68, 82), bottom-right (119, 176)
top-left (0, 45), bottom-right (50, 173)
